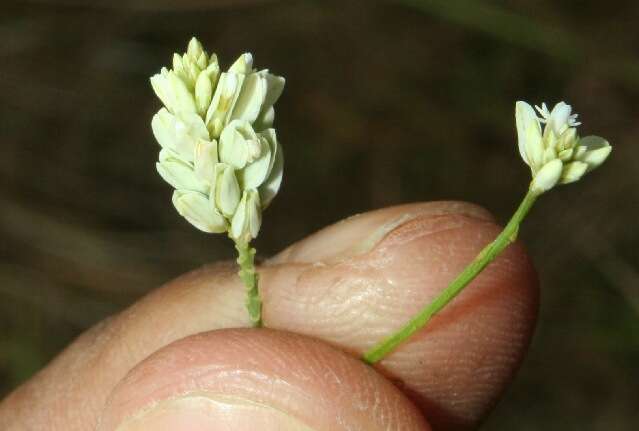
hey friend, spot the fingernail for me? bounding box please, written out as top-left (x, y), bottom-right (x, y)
top-left (349, 213), bottom-right (417, 255)
top-left (348, 205), bottom-right (493, 257)
top-left (115, 395), bottom-right (315, 431)
top-left (268, 202), bottom-right (494, 265)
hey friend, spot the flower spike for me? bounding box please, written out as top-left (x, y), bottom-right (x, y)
top-left (364, 99), bottom-right (612, 364)
top-left (516, 100), bottom-right (611, 195)
top-left (150, 37), bottom-right (286, 327)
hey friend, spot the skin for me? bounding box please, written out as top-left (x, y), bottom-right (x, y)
top-left (0, 201), bottom-right (538, 431)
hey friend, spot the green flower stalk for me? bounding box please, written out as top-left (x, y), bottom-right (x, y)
top-left (150, 38), bottom-right (285, 327)
top-left (363, 100), bottom-right (612, 364)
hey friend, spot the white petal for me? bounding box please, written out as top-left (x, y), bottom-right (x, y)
top-left (230, 189), bottom-right (261, 241)
top-left (231, 73), bottom-right (267, 124)
top-left (258, 70), bottom-right (285, 114)
top-left (258, 129), bottom-right (283, 208)
top-left (548, 102), bottom-right (572, 135)
top-left (156, 155), bottom-right (207, 194)
top-left (576, 136), bottom-right (612, 172)
top-left (152, 69), bottom-right (196, 114)
top-left (557, 127), bottom-right (578, 152)
top-left (205, 72), bottom-right (246, 138)
top-left (239, 135), bottom-right (272, 189)
top-left (530, 159), bottom-right (563, 194)
top-left (150, 68), bottom-right (172, 109)
top-left (187, 37), bottom-right (205, 61)
top-left (172, 190), bottom-right (227, 233)
top-left (558, 148), bottom-right (574, 162)
top-left (542, 146), bottom-right (557, 164)
top-left (195, 51), bottom-right (208, 70)
top-left (515, 101), bottom-right (543, 170)
top-left (228, 53), bottom-right (254, 74)
top-left (193, 139), bottom-right (218, 184)
top-left (173, 112), bottom-right (210, 162)
top-left (195, 71), bottom-right (213, 117)
top-left (559, 161), bottom-right (588, 184)
top-left (151, 108), bottom-right (177, 152)
top-left (230, 191), bottom-right (248, 240)
top-left (172, 54), bottom-right (185, 76)
top-left (219, 120), bottom-right (259, 169)
top-left (219, 128), bottom-right (248, 170)
top-left (208, 53), bottom-right (219, 69)
top-left (255, 106), bottom-right (275, 130)
top-left (212, 163), bottom-right (241, 218)
top-left (153, 109), bottom-right (208, 162)
top-left (247, 189), bottom-right (262, 239)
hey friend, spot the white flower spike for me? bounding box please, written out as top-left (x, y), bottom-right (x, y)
top-left (515, 101), bottom-right (611, 195)
top-left (364, 99), bottom-right (613, 364)
top-left (150, 37), bottom-right (286, 327)
top-left (150, 37), bottom-right (285, 241)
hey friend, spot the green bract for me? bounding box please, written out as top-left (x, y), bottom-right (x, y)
top-left (151, 38), bottom-right (285, 242)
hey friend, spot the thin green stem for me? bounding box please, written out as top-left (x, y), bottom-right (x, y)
top-left (362, 187), bottom-right (539, 364)
top-left (234, 240), bottom-right (262, 328)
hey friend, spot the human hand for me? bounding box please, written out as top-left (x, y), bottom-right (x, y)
top-left (0, 201), bottom-right (538, 431)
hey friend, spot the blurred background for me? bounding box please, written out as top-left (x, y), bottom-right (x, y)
top-left (1, 0), bottom-right (638, 429)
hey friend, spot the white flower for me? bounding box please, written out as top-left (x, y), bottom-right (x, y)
top-left (150, 37), bottom-right (285, 240)
top-left (150, 68), bottom-right (197, 115)
top-left (515, 101), bottom-right (611, 194)
top-left (231, 189), bottom-right (262, 241)
top-left (205, 56), bottom-right (285, 138)
top-left (151, 108), bottom-right (209, 163)
top-left (172, 190), bottom-right (227, 233)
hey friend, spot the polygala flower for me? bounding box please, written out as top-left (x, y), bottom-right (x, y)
top-left (364, 99), bottom-right (613, 364)
top-left (515, 101), bottom-right (611, 194)
top-left (150, 37), bottom-right (285, 243)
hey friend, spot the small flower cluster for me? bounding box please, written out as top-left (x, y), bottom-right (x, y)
top-left (516, 101), bottom-right (611, 194)
top-left (151, 38), bottom-right (285, 242)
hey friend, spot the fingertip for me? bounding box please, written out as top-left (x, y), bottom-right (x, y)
top-left (98, 329), bottom-right (429, 431)
top-left (261, 206), bottom-right (539, 430)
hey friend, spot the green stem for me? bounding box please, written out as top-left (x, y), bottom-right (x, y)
top-left (234, 240), bottom-right (262, 328)
top-left (362, 187), bottom-right (539, 364)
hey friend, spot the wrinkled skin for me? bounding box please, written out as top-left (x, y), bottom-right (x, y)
top-left (0, 202), bottom-right (538, 431)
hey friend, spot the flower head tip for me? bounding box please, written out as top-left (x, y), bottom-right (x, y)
top-left (151, 37), bottom-right (285, 242)
top-left (515, 100), bottom-right (611, 195)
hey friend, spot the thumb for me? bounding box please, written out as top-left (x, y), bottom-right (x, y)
top-left (98, 329), bottom-right (430, 431)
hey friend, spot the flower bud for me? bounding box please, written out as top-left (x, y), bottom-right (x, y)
top-left (258, 129), bottom-right (284, 208)
top-left (230, 189), bottom-right (262, 241)
top-left (150, 68), bottom-right (196, 114)
top-left (575, 136), bottom-right (612, 173)
top-left (515, 101), bottom-right (543, 171)
top-left (205, 72), bottom-right (245, 138)
top-left (530, 159), bottom-right (563, 194)
top-left (559, 161), bottom-right (588, 185)
top-left (195, 63), bottom-right (220, 117)
top-left (211, 163), bottom-right (241, 218)
top-left (516, 101), bottom-right (611, 193)
top-left (230, 73), bottom-right (267, 124)
top-left (187, 37), bottom-right (205, 62)
top-left (238, 135), bottom-right (271, 189)
top-left (542, 146), bottom-right (557, 165)
top-left (557, 127), bottom-right (578, 152)
top-left (219, 119), bottom-right (260, 170)
top-left (193, 139), bottom-right (218, 184)
top-left (229, 53), bottom-right (254, 74)
top-left (172, 190), bottom-right (227, 233)
top-left (558, 148), bottom-right (574, 162)
top-left (151, 109), bottom-right (209, 163)
top-left (157, 149), bottom-right (208, 193)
